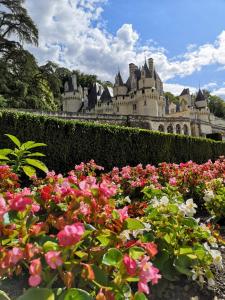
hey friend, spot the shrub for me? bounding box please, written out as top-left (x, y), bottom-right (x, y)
top-left (0, 110), bottom-right (225, 173)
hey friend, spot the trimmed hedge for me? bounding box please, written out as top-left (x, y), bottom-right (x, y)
top-left (0, 110), bottom-right (225, 172)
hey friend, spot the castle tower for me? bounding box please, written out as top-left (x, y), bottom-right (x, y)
top-left (113, 72), bottom-right (127, 97)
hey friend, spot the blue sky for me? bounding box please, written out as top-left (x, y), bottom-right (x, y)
top-left (102, 0), bottom-right (225, 92)
top-left (25, 0), bottom-right (225, 98)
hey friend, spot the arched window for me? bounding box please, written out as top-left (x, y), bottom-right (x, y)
top-left (158, 124), bottom-right (164, 132)
top-left (183, 124), bottom-right (189, 135)
top-left (167, 124), bottom-right (173, 133)
top-left (176, 124), bottom-right (181, 134)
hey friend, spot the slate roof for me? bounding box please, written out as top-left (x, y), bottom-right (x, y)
top-left (180, 88), bottom-right (190, 96)
top-left (115, 72), bottom-right (124, 86)
top-left (195, 89), bottom-right (206, 102)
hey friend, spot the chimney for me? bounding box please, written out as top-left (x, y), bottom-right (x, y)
top-left (71, 74), bottom-right (78, 91)
top-left (148, 58), bottom-right (154, 77)
top-left (129, 63), bottom-right (138, 77)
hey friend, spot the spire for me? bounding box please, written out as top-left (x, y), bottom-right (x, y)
top-left (195, 89), bottom-right (205, 102)
top-left (115, 71), bottom-right (124, 86)
top-left (142, 60), bottom-right (151, 78)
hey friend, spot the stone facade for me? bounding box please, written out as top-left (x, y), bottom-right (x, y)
top-left (62, 59), bottom-right (225, 138)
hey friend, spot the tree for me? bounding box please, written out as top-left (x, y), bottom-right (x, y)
top-left (208, 94), bottom-right (225, 119)
top-left (0, 0), bottom-right (38, 54)
top-left (0, 49), bottom-right (57, 110)
top-left (164, 91), bottom-right (179, 104)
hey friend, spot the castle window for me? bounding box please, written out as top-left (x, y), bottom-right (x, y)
top-left (142, 89), bottom-right (145, 94)
top-left (117, 107), bottom-right (119, 112)
top-left (158, 125), bottom-right (164, 132)
top-left (144, 100), bottom-right (147, 106)
top-left (167, 124), bottom-right (173, 134)
top-left (176, 124), bottom-right (181, 134)
top-left (133, 104), bottom-right (137, 111)
top-left (123, 96), bottom-right (125, 99)
top-left (183, 124), bottom-right (189, 135)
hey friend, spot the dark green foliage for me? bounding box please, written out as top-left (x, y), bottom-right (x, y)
top-left (0, 110), bottom-right (224, 173)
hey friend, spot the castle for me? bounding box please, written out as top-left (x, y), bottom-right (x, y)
top-left (62, 58), bottom-right (225, 138)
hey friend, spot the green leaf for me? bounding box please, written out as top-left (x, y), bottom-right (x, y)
top-left (102, 248), bottom-right (123, 266)
top-left (43, 241), bottom-right (59, 252)
top-left (174, 255), bottom-right (193, 276)
top-left (17, 288), bottom-right (55, 300)
top-left (63, 289), bottom-right (93, 300)
top-left (97, 234), bottom-right (112, 246)
top-left (25, 143), bottom-right (47, 150)
top-left (27, 152), bottom-right (46, 157)
top-left (20, 141), bottom-right (36, 150)
top-left (25, 158), bottom-right (48, 173)
top-left (22, 165), bottom-right (36, 177)
top-left (124, 218), bottom-right (145, 230)
top-left (0, 290), bottom-right (11, 300)
top-left (129, 247), bottom-right (145, 260)
top-left (134, 292), bottom-right (148, 300)
top-left (92, 265), bottom-right (109, 286)
top-left (179, 247), bottom-right (193, 255)
top-left (0, 149), bottom-right (12, 156)
top-left (5, 134), bottom-right (21, 148)
top-left (0, 155), bottom-right (9, 160)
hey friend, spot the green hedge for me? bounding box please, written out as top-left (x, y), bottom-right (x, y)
top-left (0, 110), bottom-right (225, 172)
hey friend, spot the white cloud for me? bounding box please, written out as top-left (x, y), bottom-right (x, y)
top-left (164, 83), bottom-right (197, 96)
top-left (24, 0), bottom-right (225, 86)
top-left (212, 88), bottom-right (225, 98)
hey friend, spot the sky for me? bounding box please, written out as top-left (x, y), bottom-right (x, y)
top-left (24, 0), bottom-right (225, 98)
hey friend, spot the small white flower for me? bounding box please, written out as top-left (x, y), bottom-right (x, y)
top-left (179, 199), bottom-right (197, 217)
top-left (203, 190), bottom-right (214, 203)
top-left (119, 230), bottom-right (131, 242)
top-left (151, 196), bottom-right (160, 208)
top-left (210, 249), bottom-right (223, 269)
top-left (160, 196), bottom-right (169, 206)
top-left (124, 196), bottom-right (131, 203)
top-left (208, 278), bottom-right (215, 287)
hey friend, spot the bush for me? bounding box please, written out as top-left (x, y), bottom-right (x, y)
top-left (0, 110), bottom-right (225, 173)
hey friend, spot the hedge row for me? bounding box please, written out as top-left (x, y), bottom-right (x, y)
top-left (0, 110), bottom-right (225, 173)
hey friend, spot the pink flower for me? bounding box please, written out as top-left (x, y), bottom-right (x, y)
top-left (141, 242), bottom-right (158, 258)
top-left (169, 177), bottom-right (177, 186)
top-left (45, 251), bottom-right (63, 269)
top-left (29, 258), bottom-right (42, 275)
top-left (123, 254), bottom-right (137, 275)
top-left (9, 247), bottom-right (23, 265)
top-left (79, 176), bottom-right (98, 192)
top-left (138, 281), bottom-right (150, 294)
top-left (117, 206), bottom-right (129, 222)
top-left (29, 275), bottom-right (42, 287)
top-left (99, 180), bottom-right (117, 198)
top-left (7, 188), bottom-right (32, 211)
top-left (29, 258), bottom-right (42, 287)
top-left (0, 196), bottom-right (7, 217)
top-left (139, 257), bottom-right (161, 286)
top-left (57, 222), bottom-right (85, 247)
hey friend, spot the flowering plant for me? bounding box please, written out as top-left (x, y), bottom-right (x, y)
top-left (0, 165), bottom-right (160, 300)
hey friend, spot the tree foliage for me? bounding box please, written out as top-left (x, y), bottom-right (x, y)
top-left (208, 94), bottom-right (225, 119)
top-left (0, 0), bottom-right (38, 54)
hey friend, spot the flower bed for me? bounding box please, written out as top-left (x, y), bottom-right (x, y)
top-left (0, 159), bottom-right (225, 300)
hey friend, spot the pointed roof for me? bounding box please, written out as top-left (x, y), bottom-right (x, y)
top-left (180, 88), bottom-right (190, 96)
top-left (115, 72), bottom-right (124, 86)
top-left (195, 89), bottom-right (205, 102)
top-left (142, 62), bottom-right (151, 78)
